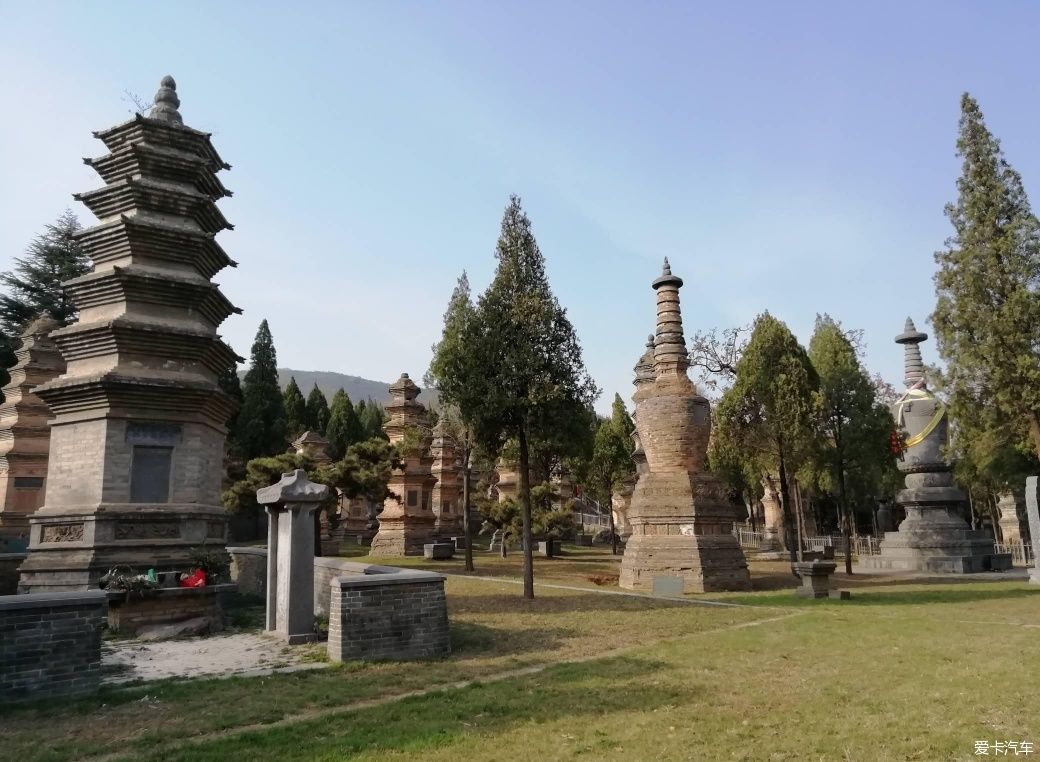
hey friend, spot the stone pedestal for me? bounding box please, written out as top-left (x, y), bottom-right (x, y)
top-left (258, 469), bottom-right (328, 644)
top-left (792, 561), bottom-right (837, 599)
top-left (862, 319), bottom-right (1010, 575)
top-left (1026, 477), bottom-right (1040, 586)
top-left (619, 261), bottom-right (750, 593)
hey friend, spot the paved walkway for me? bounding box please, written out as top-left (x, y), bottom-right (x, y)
top-left (102, 632), bottom-right (327, 685)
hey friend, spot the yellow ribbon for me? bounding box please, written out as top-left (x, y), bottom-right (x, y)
top-left (893, 383), bottom-right (945, 449)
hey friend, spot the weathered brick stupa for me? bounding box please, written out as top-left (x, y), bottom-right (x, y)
top-left (619, 260), bottom-right (751, 592)
top-left (429, 418), bottom-right (461, 539)
top-left (370, 373), bottom-right (437, 555)
top-left (862, 318), bottom-right (1011, 573)
top-left (0, 317), bottom-right (65, 542)
top-left (18, 76), bottom-right (239, 591)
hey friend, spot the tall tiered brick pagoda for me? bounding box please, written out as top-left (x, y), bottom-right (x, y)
top-left (370, 373), bottom-right (437, 555)
top-left (619, 260), bottom-right (750, 593)
top-left (18, 76), bottom-right (239, 591)
top-left (429, 418), bottom-right (461, 538)
top-left (0, 317), bottom-right (65, 542)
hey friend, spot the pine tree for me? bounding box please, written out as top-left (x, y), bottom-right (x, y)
top-left (587, 398), bottom-right (636, 555)
top-left (714, 313), bottom-right (818, 561)
top-left (304, 384), bottom-right (330, 434)
top-left (282, 377), bottom-right (307, 438)
top-left (325, 388), bottom-right (362, 459)
top-left (238, 320), bottom-right (287, 460)
top-left (0, 210), bottom-right (91, 337)
top-left (932, 93), bottom-right (1040, 461)
top-left (435, 196), bottom-right (599, 598)
top-left (360, 401), bottom-right (387, 440)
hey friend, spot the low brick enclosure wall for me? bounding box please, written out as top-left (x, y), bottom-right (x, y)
top-left (106, 584), bottom-right (236, 635)
top-left (228, 547), bottom-right (402, 619)
top-left (328, 568), bottom-right (450, 662)
top-left (0, 552), bottom-right (27, 595)
top-left (0, 590), bottom-right (107, 703)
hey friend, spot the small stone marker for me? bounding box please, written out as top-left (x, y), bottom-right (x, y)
top-left (1026, 477), bottom-right (1040, 586)
top-left (257, 469), bottom-right (329, 644)
top-left (423, 543), bottom-right (454, 560)
top-left (792, 560), bottom-right (840, 599)
top-left (651, 575), bottom-right (684, 597)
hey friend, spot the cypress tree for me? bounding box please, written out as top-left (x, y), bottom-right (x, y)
top-left (932, 93), bottom-right (1040, 459)
top-left (218, 362), bottom-right (244, 457)
top-left (238, 320), bottom-right (287, 459)
top-left (0, 210), bottom-right (91, 337)
top-left (305, 384), bottom-right (330, 434)
top-left (436, 195), bottom-right (599, 598)
top-left (325, 388), bottom-right (362, 459)
top-left (282, 377), bottom-right (307, 437)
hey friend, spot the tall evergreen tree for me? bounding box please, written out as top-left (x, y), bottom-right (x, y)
top-left (218, 362), bottom-right (244, 458)
top-left (325, 388), bottom-right (362, 459)
top-left (304, 384), bottom-right (330, 434)
top-left (282, 377), bottom-right (307, 438)
top-left (238, 320), bottom-right (287, 460)
top-left (434, 196), bottom-right (599, 598)
top-left (586, 395), bottom-right (636, 555)
top-left (0, 210), bottom-right (91, 337)
top-left (807, 315), bottom-right (896, 573)
top-left (933, 93), bottom-right (1040, 460)
top-left (714, 313), bottom-right (818, 561)
top-left (359, 401), bottom-right (387, 440)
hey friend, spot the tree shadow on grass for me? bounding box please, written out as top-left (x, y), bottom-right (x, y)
top-left (446, 591), bottom-right (690, 616)
top-left (449, 621), bottom-right (575, 659)
top-left (139, 654), bottom-right (687, 762)
top-left (721, 584), bottom-right (1039, 608)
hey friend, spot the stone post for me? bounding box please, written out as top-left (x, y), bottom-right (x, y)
top-left (996, 490), bottom-right (1027, 545)
top-left (257, 469), bottom-right (329, 644)
top-left (1026, 477), bottom-right (1040, 586)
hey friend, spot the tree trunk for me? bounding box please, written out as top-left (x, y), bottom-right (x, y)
top-left (836, 455), bottom-right (852, 575)
top-left (1029, 413), bottom-right (1040, 463)
top-left (462, 443), bottom-right (474, 572)
top-left (777, 449), bottom-right (801, 563)
top-left (606, 478), bottom-right (618, 556)
top-left (518, 426), bottom-right (535, 599)
top-left (745, 491), bottom-right (758, 532)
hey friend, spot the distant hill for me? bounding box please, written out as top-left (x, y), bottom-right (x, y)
top-left (237, 368), bottom-right (439, 407)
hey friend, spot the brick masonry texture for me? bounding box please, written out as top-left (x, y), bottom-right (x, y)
top-left (328, 570), bottom-right (450, 662)
top-left (0, 590), bottom-right (106, 703)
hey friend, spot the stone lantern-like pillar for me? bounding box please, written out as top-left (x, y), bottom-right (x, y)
top-left (257, 469), bottom-right (328, 644)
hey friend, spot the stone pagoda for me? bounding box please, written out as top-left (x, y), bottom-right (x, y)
top-left (0, 317), bottom-right (65, 543)
top-left (862, 318), bottom-right (1011, 573)
top-left (18, 76), bottom-right (239, 591)
top-left (619, 260), bottom-right (750, 593)
top-left (429, 418), bottom-right (461, 538)
top-left (370, 373), bottom-right (437, 555)
top-left (292, 431), bottom-right (332, 465)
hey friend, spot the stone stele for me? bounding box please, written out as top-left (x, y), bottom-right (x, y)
top-left (862, 318), bottom-right (1011, 574)
top-left (619, 260), bottom-right (751, 593)
top-left (1026, 477), bottom-right (1040, 585)
top-left (18, 76), bottom-right (239, 591)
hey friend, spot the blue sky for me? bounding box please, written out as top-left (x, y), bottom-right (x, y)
top-left (2, 2), bottom-right (1038, 413)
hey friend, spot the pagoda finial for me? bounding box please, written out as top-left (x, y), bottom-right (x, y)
top-left (895, 316), bottom-right (928, 388)
top-left (651, 263), bottom-right (689, 373)
top-left (149, 75), bottom-right (183, 126)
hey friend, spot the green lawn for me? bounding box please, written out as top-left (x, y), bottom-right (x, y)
top-left (1, 550), bottom-right (1037, 762)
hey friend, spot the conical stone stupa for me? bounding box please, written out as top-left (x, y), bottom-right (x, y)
top-left (619, 260), bottom-right (751, 593)
top-left (861, 318), bottom-right (1011, 573)
top-left (18, 76), bottom-right (240, 592)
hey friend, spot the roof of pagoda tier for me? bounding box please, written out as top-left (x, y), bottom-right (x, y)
top-left (85, 140), bottom-right (230, 200)
top-left (75, 176), bottom-right (232, 234)
top-left (34, 371), bottom-right (234, 430)
top-left (93, 113), bottom-right (229, 173)
top-left (51, 318), bottom-right (241, 376)
top-left (64, 265), bottom-right (240, 328)
top-left (74, 216), bottom-right (236, 280)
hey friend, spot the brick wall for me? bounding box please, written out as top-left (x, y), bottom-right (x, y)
top-left (328, 569), bottom-right (450, 662)
top-left (0, 590), bottom-right (107, 703)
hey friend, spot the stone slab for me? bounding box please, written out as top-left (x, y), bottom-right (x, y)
top-left (424, 543), bottom-right (454, 560)
top-left (1026, 477), bottom-right (1040, 585)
